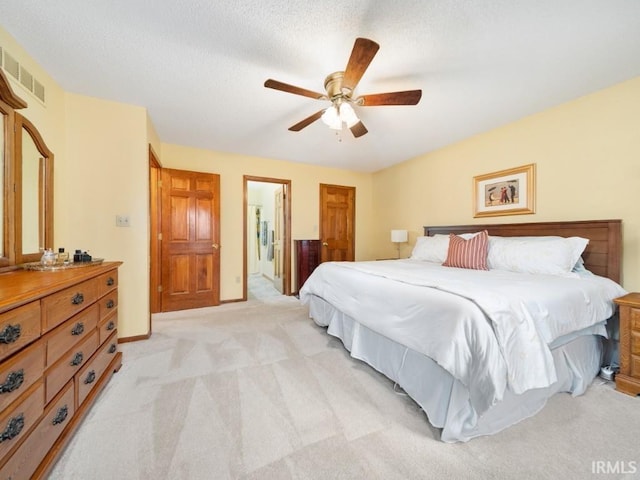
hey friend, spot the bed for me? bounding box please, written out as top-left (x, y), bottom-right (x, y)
top-left (299, 220), bottom-right (626, 442)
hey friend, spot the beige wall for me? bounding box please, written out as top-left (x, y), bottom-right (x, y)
top-left (373, 77), bottom-right (640, 291)
top-left (160, 143), bottom-right (374, 299)
top-left (62, 94), bottom-right (150, 339)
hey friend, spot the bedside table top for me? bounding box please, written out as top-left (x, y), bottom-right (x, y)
top-left (614, 292), bottom-right (640, 307)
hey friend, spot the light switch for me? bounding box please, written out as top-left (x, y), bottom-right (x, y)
top-left (116, 215), bottom-right (130, 227)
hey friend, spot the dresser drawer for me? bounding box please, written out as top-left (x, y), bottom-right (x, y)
top-left (0, 341), bottom-right (45, 414)
top-left (41, 277), bottom-right (101, 332)
top-left (45, 331), bottom-right (99, 404)
top-left (99, 310), bottom-right (118, 345)
top-left (0, 301), bottom-right (41, 362)
top-left (98, 290), bottom-right (118, 322)
top-left (98, 270), bottom-right (118, 297)
top-left (46, 303), bottom-right (99, 368)
top-left (0, 382), bottom-right (44, 465)
top-left (0, 381), bottom-right (74, 480)
top-left (76, 332), bottom-right (119, 406)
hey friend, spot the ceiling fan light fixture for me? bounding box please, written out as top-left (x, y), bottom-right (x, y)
top-left (321, 102), bottom-right (360, 131)
top-left (321, 105), bottom-right (342, 130)
top-left (339, 102), bottom-right (359, 128)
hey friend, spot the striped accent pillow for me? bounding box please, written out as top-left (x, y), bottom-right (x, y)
top-left (442, 230), bottom-right (489, 270)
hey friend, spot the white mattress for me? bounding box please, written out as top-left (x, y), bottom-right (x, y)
top-left (307, 294), bottom-right (603, 443)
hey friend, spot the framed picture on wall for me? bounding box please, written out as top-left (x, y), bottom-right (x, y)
top-left (473, 163), bottom-right (536, 218)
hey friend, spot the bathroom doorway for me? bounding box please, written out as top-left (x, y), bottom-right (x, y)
top-left (243, 176), bottom-right (291, 300)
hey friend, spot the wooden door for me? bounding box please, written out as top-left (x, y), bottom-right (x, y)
top-left (272, 186), bottom-right (284, 293)
top-left (319, 184), bottom-right (355, 262)
top-left (161, 168), bottom-right (220, 312)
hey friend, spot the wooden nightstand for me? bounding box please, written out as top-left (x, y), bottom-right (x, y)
top-left (614, 293), bottom-right (640, 396)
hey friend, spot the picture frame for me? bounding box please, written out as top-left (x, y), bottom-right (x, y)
top-left (473, 163), bottom-right (536, 218)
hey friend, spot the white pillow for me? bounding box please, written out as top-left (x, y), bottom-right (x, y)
top-left (411, 233), bottom-right (480, 262)
top-left (487, 236), bottom-right (589, 276)
top-left (410, 235), bottom-right (450, 262)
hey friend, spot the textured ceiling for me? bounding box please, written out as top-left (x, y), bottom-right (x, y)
top-left (1, 1), bottom-right (640, 172)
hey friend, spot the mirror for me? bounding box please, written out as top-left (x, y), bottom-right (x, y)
top-left (21, 128), bottom-right (42, 253)
top-left (0, 69), bottom-right (53, 268)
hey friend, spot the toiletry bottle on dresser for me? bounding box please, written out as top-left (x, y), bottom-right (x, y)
top-left (57, 248), bottom-right (69, 264)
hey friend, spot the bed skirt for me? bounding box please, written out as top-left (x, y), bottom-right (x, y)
top-left (306, 294), bottom-right (602, 443)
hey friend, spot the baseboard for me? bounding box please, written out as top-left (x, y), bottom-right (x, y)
top-left (220, 298), bottom-right (245, 304)
top-left (118, 332), bottom-right (151, 343)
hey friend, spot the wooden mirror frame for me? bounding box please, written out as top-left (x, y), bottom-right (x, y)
top-left (0, 97), bottom-right (16, 267)
top-left (15, 112), bottom-right (54, 264)
top-left (0, 69), bottom-right (54, 268)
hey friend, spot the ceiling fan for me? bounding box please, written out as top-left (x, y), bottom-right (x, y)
top-left (264, 38), bottom-right (422, 138)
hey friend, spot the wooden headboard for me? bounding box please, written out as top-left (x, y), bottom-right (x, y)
top-left (424, 219), bottom-right (622, 284)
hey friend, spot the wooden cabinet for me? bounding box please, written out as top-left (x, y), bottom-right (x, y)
top-left (295, 240), bottom-right (321, 293)
top-left (614, 292), bottom-right (640, 396)
top-left (0, 262), bottom-right (122, 478)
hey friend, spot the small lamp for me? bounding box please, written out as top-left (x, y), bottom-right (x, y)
top-left (391, 229), bottom-right (408, 259)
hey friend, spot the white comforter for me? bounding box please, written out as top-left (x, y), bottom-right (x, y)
top-left (299, 260), bottom-right (626, 415)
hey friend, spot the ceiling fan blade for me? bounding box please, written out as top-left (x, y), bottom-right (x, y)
top-left (288, 110), bottom-right (324, 131)
top-left (358, 90), bottom-right (422, 106)
top-left (342, 38), bottom-right (380, 91)
top-left (264, 79), bottom-right (326, 100)
top-left (350, 121), bottom-right (368, 138)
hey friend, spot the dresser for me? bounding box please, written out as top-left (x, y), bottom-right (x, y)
top-left (614, 293), bottom-right (640, 396)
top-left (295, 240), bottom-right (321, 294)
top-left (0, 262), bottom-right (122, 478)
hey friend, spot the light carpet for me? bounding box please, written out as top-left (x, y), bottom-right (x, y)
top-left (247, 273), bottom-right (281, 300)
top-left (48, 295), bottom-right (640, 480)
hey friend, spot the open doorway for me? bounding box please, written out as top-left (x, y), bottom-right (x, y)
top-left (243, 176), bottom-right (291, 300)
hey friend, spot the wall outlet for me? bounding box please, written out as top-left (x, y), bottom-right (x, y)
top-left (116, 215), bottom-right (130, 227)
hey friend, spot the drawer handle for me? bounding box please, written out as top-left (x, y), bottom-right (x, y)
top-left (108, 344), bottom-right (117, 354)
top-left (71, 322), bottom-right (85, 336)
top-left (0, 324), bottom-right (21, 344)
top-left (71, 293), bottom-right (84, 305)
top-left (52, 405), bottom-right (69, 425)
top-left (106, 277), bottom-right (115, 286)
top-left (0, 413), bottom-right (24, 443)
top-left (84, 370), bottom-right (96, 385)
top-left (106, 299), bottom-right (115, 309)
top-left (0, 369), bottom-right (24, 394)
top-left (106, 321), bottom-right (115, 331)
top-left (70, 352), bottom-right (84, 366)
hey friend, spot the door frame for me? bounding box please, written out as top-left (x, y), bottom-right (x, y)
top-left (243, 175), bottom-right (292, 299)
top-left (148, 146), bottom-right (161, 329)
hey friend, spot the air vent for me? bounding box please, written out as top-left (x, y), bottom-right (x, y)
top-left (20, 66), bottom-right (33, 91)
top-left (33, 79), bottom-right (45, 102)
top-left (3, 51), bottom-right (19, 80)
top-left (0, 45), bottom-right (46, 105)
